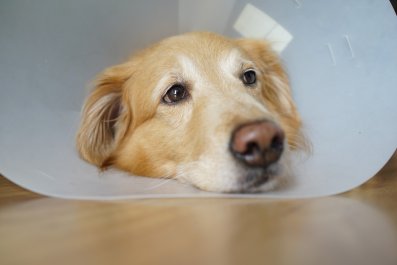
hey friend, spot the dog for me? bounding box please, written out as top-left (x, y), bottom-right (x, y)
top-left (76, 32), bottom-right (303, 193)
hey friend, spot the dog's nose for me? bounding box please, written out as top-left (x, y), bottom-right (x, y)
top-left (230, 121), bottom-right (285, 168)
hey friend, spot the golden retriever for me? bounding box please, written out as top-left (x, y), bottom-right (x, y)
top-left (76, 32), bottom-right (303, 193)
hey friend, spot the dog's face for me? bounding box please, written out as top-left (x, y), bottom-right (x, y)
top-left (77, 32), bottom-right (302, 193)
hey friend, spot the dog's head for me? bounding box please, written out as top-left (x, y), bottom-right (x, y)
top-left (77, 32), bottom-right (302, 192)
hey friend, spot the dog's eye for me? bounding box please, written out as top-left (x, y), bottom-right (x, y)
top-left (162, 84), bottom-right (188, 104)
top-left (242, 70), bottom-right (256, 85)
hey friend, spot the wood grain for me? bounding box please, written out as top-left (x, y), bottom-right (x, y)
top-left (1, 150), bottom-right (396, 265)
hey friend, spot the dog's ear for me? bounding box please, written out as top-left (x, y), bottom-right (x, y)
top-left (235, 39), bottom-right (302, 149)
top-left (76, 62), bottom-right (133, 167)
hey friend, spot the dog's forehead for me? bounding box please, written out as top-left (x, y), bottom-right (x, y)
top-left (175, 48), bottom-right (244, 78)
top-left (148, 47), bottom-right (246, 103)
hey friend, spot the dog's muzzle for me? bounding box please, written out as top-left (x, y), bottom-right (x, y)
top-left (229, 120), bottom-right (285, 190)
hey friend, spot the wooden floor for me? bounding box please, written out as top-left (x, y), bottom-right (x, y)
top-left (1, 150), bottom-right (396, 265)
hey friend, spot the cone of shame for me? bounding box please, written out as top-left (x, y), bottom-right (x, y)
top-left (0, 0), bottom-right (396, 200)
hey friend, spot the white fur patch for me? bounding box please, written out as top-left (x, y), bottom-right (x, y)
top-left (219, 49), bottom-right (240, 77)
top-left (219, 49), bottom-right (256, 78)
top-left (178, 55), bottom-right (204, 84)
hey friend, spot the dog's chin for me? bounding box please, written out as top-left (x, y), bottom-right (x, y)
top-left (232, 164), bottom-right (282, 193)
top-left (177, 159), bottom-right (286, 193)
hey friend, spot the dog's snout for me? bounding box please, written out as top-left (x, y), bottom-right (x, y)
top-left (230, 121), bottom-right (285, 168)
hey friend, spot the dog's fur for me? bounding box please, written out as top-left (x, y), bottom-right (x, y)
top-left (76, 32), bottom-right (303, 192)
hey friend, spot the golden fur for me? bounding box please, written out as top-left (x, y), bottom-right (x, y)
top-left (76, 32), bottom-right (303, 192)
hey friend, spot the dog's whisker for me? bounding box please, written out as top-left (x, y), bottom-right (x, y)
top-left (144, 178), bottom-right (173, 191)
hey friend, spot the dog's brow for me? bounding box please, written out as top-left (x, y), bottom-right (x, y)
top-left (219, 49), bottom-right (246, 76)
top-left (152, 74), bottom-right (175, 102)
top-left (177, 55), bottom-right (202, 80)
